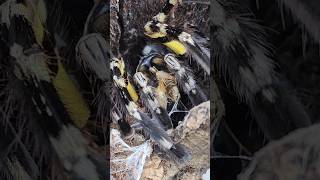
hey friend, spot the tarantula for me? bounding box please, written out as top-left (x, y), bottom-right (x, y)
top-left (0, 0), bottom-right (209, 178)
top-left (77, 0), bottom-right (210, 164)
top-left (211, 0), bottom-right (319, 179)
top-left (0, 0), bottom-right (318, 179)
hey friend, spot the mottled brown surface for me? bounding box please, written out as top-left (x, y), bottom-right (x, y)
top-left (110, 101), bottom-right (211, 180)
top-left (141, 101), bottom-right (210, 180)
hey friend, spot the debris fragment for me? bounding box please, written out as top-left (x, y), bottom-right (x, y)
top-left (110, 129), bottom-right (152, 180)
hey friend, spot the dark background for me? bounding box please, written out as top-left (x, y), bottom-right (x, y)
top-left (213, 0), bottom-right (320, 179)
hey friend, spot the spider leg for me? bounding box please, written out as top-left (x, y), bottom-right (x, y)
top-left (152, 0), bottom-right (182, 23)
top-left (211, 0), bottom-right (311, 139)
top-left (164, 53), bottom-right (208, 105)
top-left (134, 71), bottom-right (174, 130)
top-left (144, 22), bottom-right (210, 74)
top-left (3, 3), bottom-right (104, 179)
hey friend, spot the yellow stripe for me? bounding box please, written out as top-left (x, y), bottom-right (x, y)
top-left (33, 0), bottom-right (47, 44)
top-left (146, 32), bottom-right (166, 38)
top-left (53, 60), bottom-right (90, 128)
top-left (32, 15), bottom-right (45, 44)
top-left (127, 81), bottom-right (139, 102)
top-left (36, 0), bottom-right (47, 24)
top-left (22, 1), bottom-right (90, 127)
top-left (145, 32), bottom-right (187, 55)
top-left (163, 40), bottom-right (187, 55)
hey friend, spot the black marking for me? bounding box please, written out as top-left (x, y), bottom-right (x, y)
top-left (161, 0), bottom-right (175, 15)
top-left (111, 63), bottom-right (135, 105)
top-left (8, 16), bottom-right (37, 49)
top-left (165, 26), bottom-right (183, 37)
top-left (23, 80), bottom-right (63, 138)
top-left (153, 36), bottom-right (174, 43)
top-left (146, 22), bottom-right (185, 42)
